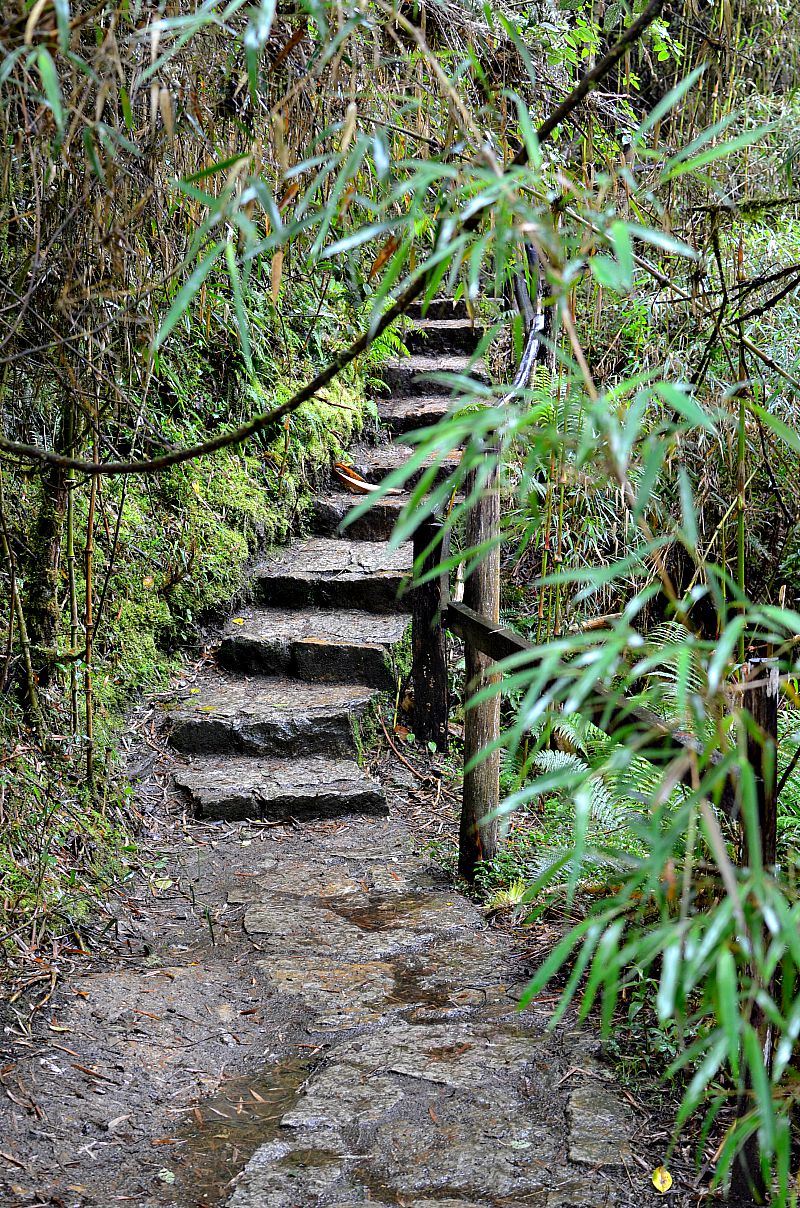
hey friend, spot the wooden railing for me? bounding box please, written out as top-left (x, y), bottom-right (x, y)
top-left (409, 261), bottom-right (778, 882)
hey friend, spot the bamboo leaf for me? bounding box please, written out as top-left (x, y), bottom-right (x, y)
top-left (224, 241), bottom-right (252, 373)
top-left (54, 0), bottom-right (71, 52)
top-left (37, 48), bottom-right (64, 133)
top-left (154, 242), bottom-right (223, 351)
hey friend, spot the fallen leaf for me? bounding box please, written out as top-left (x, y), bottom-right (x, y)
top-left (369, 235), bottom-right (399, 280)
top-left (231, 618), bottom-right (245, 625)
top-left (652, 1166), bottom-right (673, 1194)
top-left (157, 1168), bottom-right (176, 1184)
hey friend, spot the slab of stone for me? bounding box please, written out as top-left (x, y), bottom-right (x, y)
top-left (312, 490), bottom-right (410, 542)
top-left (567, 1080), bottom-right (634, 1166)
top-left (346, 440), bottom-right (462, 488)
top-left (253, 537), bottom-right (411, 612)
top-left (244, 889), bottom-right (472, 963)
top-left (405, 318), bottom-right (482, 355)
top-left (406, 297), bottom-right (469, 320)
top-left (380, 354), bottom-right (489, 397)
top-left (229, 1021), bottom-right (559, 1207)
top-left (165, 674), bottom-right (376, 756)
top-left (174, 755), bottom-right (387, 821)
top-left (378, 393), bottom-right (453, 434)
top-left (218, 607), bottom-right (408, 688)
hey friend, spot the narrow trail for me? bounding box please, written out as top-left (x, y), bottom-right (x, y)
top-left (0, 305), bottom-right (666, 1208)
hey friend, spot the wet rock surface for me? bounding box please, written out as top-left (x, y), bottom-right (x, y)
top-left (218, 816), bottom-right (660, 1208)
top-left (165, 671), bottom-right (377, 757)
top-left (253, 536), bottom-right (412, 611)
top-left (218, 606), bottom-right (408, 687)
top-left (346, 440), bottom-right (462, 487)
top-left (174, 754), bottom-right (388, 821)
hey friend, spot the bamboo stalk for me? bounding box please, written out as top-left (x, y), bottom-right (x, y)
top-left (84, 425), bottom-right (98, 792)
top-left (0, 469), bottom-right (45, 741)
top-left (65, 399), bottom-right (79, 735)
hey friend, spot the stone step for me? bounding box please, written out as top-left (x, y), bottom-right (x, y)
top-left (404, 319), bottom-right (482, 356)
top-left (379, 354), bottom-right (489, 397)
top-left (253, 537), bottom-right (411, 612)
top-left (164, 674), bottom-right (378, 758)
top-left (377, 394), bottom-right (452, 435)
top-left (219, 607), bottom-right (408, 688)
top-left (406, 297), bottom-right (469, 320)
top-left (174, 755), bottom-right (388, 821)
top-left (346, 441), bottom-right (462, 488)
top-left (312, 490), bottom-right (409, 542)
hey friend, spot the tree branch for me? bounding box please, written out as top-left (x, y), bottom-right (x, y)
top-left (0, 0), bottom-right (667, 478)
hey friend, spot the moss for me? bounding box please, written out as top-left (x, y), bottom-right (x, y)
top-left (352, 695), bottom-right (384, 768)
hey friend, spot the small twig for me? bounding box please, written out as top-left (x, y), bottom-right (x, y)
top-left (379, 714), bottom-right (432, 783)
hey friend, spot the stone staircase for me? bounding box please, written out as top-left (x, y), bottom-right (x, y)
top-left (165, 297), bottom-right (482, 823)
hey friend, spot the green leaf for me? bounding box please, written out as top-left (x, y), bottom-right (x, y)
top-left (628, 224), bottom-right (699, 261)
top-left (743, 1023), bottom-right (776, 1154)
top-left (715, 948), bottom-right (741, 1079)
top-left (54, 0), bottom-right (71, 52)
top-left (37, 47), bottom-right (64, 133)
top-left (153, 242), bottom-right (224, 351)
top-left (750, 402), bottom-right (800, 453)
top-left (656, 934), bottom-right (682, 1022)
top-left (610, 221), bottom-right (633, 288)
top-left (244, 0), bottom-right (276, 96)
top-left (521, 916), bottom-right (599, 1000)
top-left (224, 241), bottom-right (253, 373)
top-left (120, 85), bottom-right (133, 132)
top-left (653, 382), bottom-right (717, 433)
top-left (662, 125), bottom-right (771, 183)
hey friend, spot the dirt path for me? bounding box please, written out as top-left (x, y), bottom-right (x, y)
top-left (1, 303), bottom-right (669, 1207)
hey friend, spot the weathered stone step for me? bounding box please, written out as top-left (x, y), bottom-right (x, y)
top-left (253, 537), bottom-right (411, 612)
top-left (406, 296), bottom-right (469, 320)
top-left (379, 354), bottom-right (489, 397)
top-left (347, 441), bottom-right (462, 488)
top-left (405, 319), bottom-right (482, 355)
top-left (164, 674), bottom-right (377, 758)
top-left (219, 607), bottom-right (408, 688)
top-left (174, 755), bottom-right (387, 821)
top-left (377, 393), bottom-right (452, 434)
top-left (312, 490), bottom-right (409, 542)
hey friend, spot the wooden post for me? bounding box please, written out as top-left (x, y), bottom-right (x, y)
top-left (459, 464), bottom-right (501, 881)
top-left (731, 658), bottom-right (779, 1205)
top-left (411, 517), bottom-right (449, 751)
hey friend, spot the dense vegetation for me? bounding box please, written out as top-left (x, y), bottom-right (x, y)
top-left (3, 0), bottom-right (800, 1201)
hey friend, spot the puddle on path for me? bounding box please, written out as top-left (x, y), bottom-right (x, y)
top-left (325, 889), bottom-right (433, 931)
top-left (164, 1057), bottom-right (311, 1207)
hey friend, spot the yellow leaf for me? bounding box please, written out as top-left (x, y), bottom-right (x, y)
top-left (192, 480), bottom-right (201, 496)
top-left (369, 235), bottom-right (399, 281)
top-left (652, 1167), bottom-right (672, 1194)
top-left (189, 688), bottom-right (201, 695)
top-left (231, 618), bottom-right (245, 625)
top-left (271, 251), bottom-right (284, 303)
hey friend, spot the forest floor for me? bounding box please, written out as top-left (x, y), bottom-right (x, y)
top-left (0, 704), bottom-right (704, 1208)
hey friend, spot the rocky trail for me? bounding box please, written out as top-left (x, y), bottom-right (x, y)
top-left (0, 304), bottom-right (670, 1208)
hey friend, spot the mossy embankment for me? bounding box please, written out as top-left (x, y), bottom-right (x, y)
top-left (1, 368), bottom-right (376, 973)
